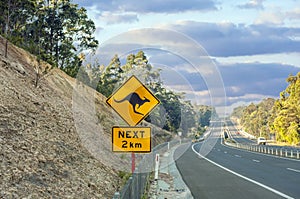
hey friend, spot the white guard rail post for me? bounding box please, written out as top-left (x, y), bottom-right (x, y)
top-left (154, 154), bottom-right (160, 181)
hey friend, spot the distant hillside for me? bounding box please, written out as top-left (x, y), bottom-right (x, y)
top-left (0, 36), bottom-right (172, 197)
top-left (231, 98), bottom-right (275, 138)
top-left (231, 72), bottom-right (300, 145)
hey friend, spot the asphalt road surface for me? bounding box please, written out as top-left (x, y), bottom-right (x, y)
top-left (175, 123), bottom-right (300, 199)
top-left (226, 120), bottom-right (300, 153)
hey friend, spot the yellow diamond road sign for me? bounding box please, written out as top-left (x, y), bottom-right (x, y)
top-left (106, 75), bottom-right (160, 126)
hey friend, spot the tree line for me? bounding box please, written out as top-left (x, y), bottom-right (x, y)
top-left (231, 72), bottom-right (300, 145)
top-left (0, 1), bottom-right (216, 136)
top-left (85, 51), bottom-right (216, 136)
top-left (0, 0), bottom-right (98, 76)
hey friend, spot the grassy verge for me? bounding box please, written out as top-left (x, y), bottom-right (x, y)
top-left (118, 171), bottom-right (132, 186)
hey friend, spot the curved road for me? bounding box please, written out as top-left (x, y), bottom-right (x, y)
top-left (175, 123), bottom-right (300, 199)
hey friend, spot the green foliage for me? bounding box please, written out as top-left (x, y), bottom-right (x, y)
top-left (271, 72), bottom-right (300, 144)
top-left (238, 98), bottom-right (275, 138)
top-left (94, 54), bottom-right (123, 97)
top-left (0, 0), bottom-right (98, 77)
top-left (150, 82), bottom-right (182, 132)
top-left (194, 105), bottom-right (216, 134)
top-left (232, 72), bottom-right (300, 145)
top-left (91, 51), bottom-right (212, 135)
top-left (180, 101), bottom-right (197, 135)
top-left (0, 0), bottom-right (35, 36)
top-left (118, 171), bottom-right (131, 186)
top-left (231, 106), bottom-right (245, 119)
top-left (0, 0), bottom-right (210, 136)
top-left (197, 105), bottom-right (216, 128)
top-left (1, 0), bottom-right (217, 137)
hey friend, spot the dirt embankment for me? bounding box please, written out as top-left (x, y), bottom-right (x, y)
top-left (0, 36), bottom-right (172, 198)
top-left (0, 37), bottom-right (123, 198)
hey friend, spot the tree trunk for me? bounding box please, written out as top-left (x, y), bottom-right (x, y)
top-left (5, 0), bottom-right (11, 58)
top-left (5, 39), bottom-right (8, 58)
top-left (35, 63), bottom-right (40, 88)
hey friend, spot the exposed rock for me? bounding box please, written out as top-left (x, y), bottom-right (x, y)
top-left (10, 61), bottom-right (26, 75)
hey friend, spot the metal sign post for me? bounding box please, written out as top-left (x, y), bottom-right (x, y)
top-left (106, 75), bottom-right (160, 175)
top-left (131, 153), bottom-right (135, 173)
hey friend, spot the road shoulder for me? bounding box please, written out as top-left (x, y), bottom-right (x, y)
top-left (148, 143), bottom-right (193, 199)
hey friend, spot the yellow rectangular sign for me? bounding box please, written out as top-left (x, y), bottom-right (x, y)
top-left (112, 127), bottom-right (151, 153)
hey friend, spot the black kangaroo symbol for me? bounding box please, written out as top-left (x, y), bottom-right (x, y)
top-left (114, 92), bottom-right (150, 115)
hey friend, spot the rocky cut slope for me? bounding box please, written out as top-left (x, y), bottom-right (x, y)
top-left (0, 36), bottom-right (126, 198)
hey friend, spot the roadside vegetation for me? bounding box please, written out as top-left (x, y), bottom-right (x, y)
top-left (231, 72), bottom-right (300, 145)
top-left (0, 0), bottom-right (216, 137)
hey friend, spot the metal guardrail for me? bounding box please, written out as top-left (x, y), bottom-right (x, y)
top-left (113, 138), bottom-right (189, 199)
top-left (225, 141), bottom-right (300, 159)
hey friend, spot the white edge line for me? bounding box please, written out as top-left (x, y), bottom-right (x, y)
top-left (192, 143), bottom-right (294, 199)
top-left (287, 168), bottom-right (300, 173)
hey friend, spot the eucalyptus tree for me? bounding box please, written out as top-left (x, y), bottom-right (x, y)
top-left (96, 55), bottom-right (123, 97)
top-left (0, 0), bottom-right (98, 77)
top-left (271, 72), bottom-right (300, 144)
top-left (0, 0), bottom-right (35, 57)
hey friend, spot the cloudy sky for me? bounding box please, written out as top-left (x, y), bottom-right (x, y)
top-left (73, 0), bottom-right (300, 115)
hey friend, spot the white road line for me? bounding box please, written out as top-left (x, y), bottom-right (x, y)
top-left (192, 143), bottom-right (294, 199)
top-left (235, 155), bottom-right (241, 158)
top-left (287, 168), bottom-right (300, 173)
top-left (224, 151), bottom-right (227, 154)
top-left (252, 159), bottom-right (260, 163)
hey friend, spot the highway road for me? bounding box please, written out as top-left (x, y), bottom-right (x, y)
top-left (175, 123), bottom-right (300, 199)
top-left (226, 120), bottom-right (300, 154)
top-left (225, 120), bottom-right (256, 144)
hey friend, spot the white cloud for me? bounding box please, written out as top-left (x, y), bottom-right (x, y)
top-left (238, 0), bottom-right (265, 10)
top-left (94, 28), bottom-right (299, 108)
top-left (254, 8), bottom-right (300, 26)
top-left (227, 93), bottom-right (274, 103)
top-left (74, 0), bottom-right (217, 13)
top-left (214, 53), bottom-right (300, 68)
top-left (163, 21), bottom-right (300, 57)
top-left (286, 8), bottom-right (300, 20)
top-left (254, 11), bottom-right (285, 25)
top-left (99, 12), bottom-right (138, 24)
top-left (218, 62), bottom-right (299, 106)
top-left (229, 86), bottom-right (241, 94)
